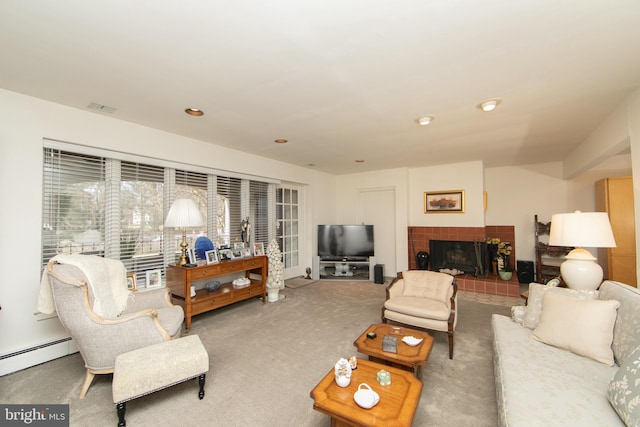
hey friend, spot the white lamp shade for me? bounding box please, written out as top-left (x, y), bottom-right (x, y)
top-left (164, 199), bottom-right (204, 228)
top-left (548, 211), bottom-right (616, 248)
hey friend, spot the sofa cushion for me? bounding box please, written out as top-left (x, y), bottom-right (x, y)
top-left (492, 314), bottom-right (622, 427)
top-left (531, 292), bottom-right (620, 365)
top-left (599, 280), bottom-right (640, 366)
top-left (384, 296), bottom-right (449, 320)
top-left (522, 282), bottom-right (599, 329)
top-left (607, 345), bottom-right (640, 426)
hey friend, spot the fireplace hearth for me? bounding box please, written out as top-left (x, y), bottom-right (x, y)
top-left (429, 240), bottom-right (487, 276)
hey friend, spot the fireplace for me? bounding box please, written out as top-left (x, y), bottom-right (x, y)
top-left (429, 240), bottom-right (487, 276)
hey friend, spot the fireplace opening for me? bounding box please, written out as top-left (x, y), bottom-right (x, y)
top-left (429, 240), bottom-right (487, 276)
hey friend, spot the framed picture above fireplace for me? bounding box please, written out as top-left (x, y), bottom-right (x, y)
top-left (424, 190), bottom-right (465, 213)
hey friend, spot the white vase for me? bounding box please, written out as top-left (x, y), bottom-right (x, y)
top-left (335, 374), bottom-right (351, 387)
top-left (267, 287), bottom-right (280, 302)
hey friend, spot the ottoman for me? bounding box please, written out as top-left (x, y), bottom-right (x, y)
top-left (112, 335), bottom-right (209, 427)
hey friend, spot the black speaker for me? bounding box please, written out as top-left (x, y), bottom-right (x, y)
top-left (374, 264), bottom-right (385, 284)
top-left (517, 260), bottom-right (534, 284)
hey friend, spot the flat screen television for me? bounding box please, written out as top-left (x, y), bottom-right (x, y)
top-left (317, 224), bottom-right (374, 260)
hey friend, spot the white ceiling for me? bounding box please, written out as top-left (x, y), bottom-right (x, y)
top-left (1, 1), bottom-right (640, 175)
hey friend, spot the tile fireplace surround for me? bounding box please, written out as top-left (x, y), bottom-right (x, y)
top-left (408, 226), bottom-right (520, 298)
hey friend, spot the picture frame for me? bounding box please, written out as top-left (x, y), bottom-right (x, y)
top-left (187, 248), bottom-right (197, 264)
top-left (253, 242), bottom-right (265, 256)
top-left (231, 248), bottom-right (243, 259)
top-left (126, 272), bottom-right (137, 291)
top-left (146, 269), bottom-right (162, 289)
top-left (218, 248), bottom-right (233, 261)
top-left (241, 247), bottom-right (252, 258)
top-left (233, 242), bottom-right (245, 250)
top-left (424, 190), bottom-right (465, 213)
top-left (205, 249), bottom-right (219, 264)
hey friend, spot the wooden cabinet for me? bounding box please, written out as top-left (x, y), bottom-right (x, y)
top-left (595, 177), bottom-right (637, 287)
top-left (166, 256), bottom-right (268, 329)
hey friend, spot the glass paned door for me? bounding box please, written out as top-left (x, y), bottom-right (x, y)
top-left (276, 186), bottom-right (301, 276)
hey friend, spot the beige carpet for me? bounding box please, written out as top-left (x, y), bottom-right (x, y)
top-left (0, 280), bottom-right (511, 426)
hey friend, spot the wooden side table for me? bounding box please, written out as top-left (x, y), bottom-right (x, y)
top-left (310, 358), bottom-right (422, 427)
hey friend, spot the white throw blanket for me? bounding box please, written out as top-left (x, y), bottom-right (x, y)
top-left (38, 254), bottom-right (132, 318)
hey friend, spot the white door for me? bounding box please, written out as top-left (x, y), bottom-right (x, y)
top-left (359, 188), bottom-right (396, 278)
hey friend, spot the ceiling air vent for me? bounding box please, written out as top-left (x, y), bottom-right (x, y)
top-left (87, 102), bottom-right (117, 114)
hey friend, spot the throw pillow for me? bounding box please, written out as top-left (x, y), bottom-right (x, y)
top-left (511, 305), bottom-right (525, 325)
top-left (531, 292), bottom-right (620, 365)
top-left (607, 345), bottom-right (640, 426)
top-left (522, 282), bottom-right (599, 329)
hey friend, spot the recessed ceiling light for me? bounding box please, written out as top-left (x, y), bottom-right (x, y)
top-left (415, 116), bottom-right (434, 126)
top-left (477, 99), bottom-right (502, 112)
top-left (355, 159), bottom-right (365, 163)
top-left (274, 139), bottom-right (288, 144)
top-left (185, 108), bottom-right (204, 116)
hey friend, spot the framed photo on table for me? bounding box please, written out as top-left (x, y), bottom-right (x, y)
top-left (424, 190), bottom-right (465, 213)
top-left (253, 242), bottom-right (265, 256)
top-left (146, 269), bottom-right (162, 289)
top-left (205, 249), bottom-right (219, 264)
top-left (218, 248), bottom-right (233, 261)
top-left (241, 247), bottom-right (252, 257)
top-left (126, 273), bottom-right (137, 291)
top-left (187, 248), bottom-right (197, 264)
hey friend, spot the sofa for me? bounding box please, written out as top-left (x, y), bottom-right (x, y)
top-left (492, 280), bottom-right (640, 426)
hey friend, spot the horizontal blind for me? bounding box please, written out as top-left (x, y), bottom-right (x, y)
top-left (250, 180), bottom-right (270, 247)
top-left (42, 148), bottom-right (106, 269)
top-left (117, 161), bottom-right (165, 285)
top-left (217, 176), bottom-right (242, 247)
top-left (173, 170), bottom-right (208, 257)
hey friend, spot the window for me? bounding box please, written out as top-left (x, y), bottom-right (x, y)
top-left (276, 187), bottom-right (299, 270)
top-left (42, 142), bottom-right (278, 288)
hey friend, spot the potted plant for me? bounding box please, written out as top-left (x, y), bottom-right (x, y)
top-left (497, 241), bottom-right (513, 281)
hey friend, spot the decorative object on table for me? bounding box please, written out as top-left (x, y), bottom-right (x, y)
top-left (382, 335), bottom-right (398, 353)
top-left (348, 356), bottom-right (358, 370)
top-left (146, 269), bottom-right (162, 289)
top-left (366, 332), bottom-right (377, 339)
top-left (252, 242), bottom-right (265, 256)
top-left (334, 358), bottom-right (352, 387)
top-left (164, 198), bottom-right (204, 266)
top-left (205, 249), bottom-right (219, 264)
top-left (241, 247), bottom-right (252, 257)
top-left (205, 281), bottom-right (221, 292)
top-left (266, 238), bottom-right (284, 302)
top-left (549, 211), bottom-right (616, 290)
top-left (498, 270), bottom-right (513, 281)
top-left (125, 273), bottom-right (137, 291)
top-left (305, 267), bottom-right (312, 279)
top-left (240, 217), bottom-right (251, 244)
top-left (232, 277), bottom-right (250, 288)
top-left (424, 190), bottom-right (465, 213)
top-left (376, 370), bottom-right (391, 386)
top-left (401, 336), bottom-right (423, 346)
top-left (194, 236), bottom-right (214, 261)
top-left (353, 383), bottom-right (380, 408)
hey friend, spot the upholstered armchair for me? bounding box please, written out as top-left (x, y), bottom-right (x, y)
top-left (42, 255), bottom-right (184, 398)
top-left (381, 270), bottom-right (458, 359)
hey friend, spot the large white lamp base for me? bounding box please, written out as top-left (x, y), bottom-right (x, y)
top-left (560, 248), bottom-right (603, 290)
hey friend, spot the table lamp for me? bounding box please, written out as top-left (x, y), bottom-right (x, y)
top-left (164, 198), bottom-right (204, 266)
top-left (548, 211), bottom-right (616, 290)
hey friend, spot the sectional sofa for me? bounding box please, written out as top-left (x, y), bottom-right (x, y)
top-left (492, 280), bottom-right (640, 426)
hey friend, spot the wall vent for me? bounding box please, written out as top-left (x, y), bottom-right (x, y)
top-left (87, 102), bottom-right (117, 114)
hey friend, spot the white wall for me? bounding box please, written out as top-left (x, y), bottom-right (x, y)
top-left (0, 89), bottom-right (335, 373)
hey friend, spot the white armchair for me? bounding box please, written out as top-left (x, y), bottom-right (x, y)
top-left (382, 270), bottom-right (458, 359)
top-left (43, 255), bottom-right (184, 398)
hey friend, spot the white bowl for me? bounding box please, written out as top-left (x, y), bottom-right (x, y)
top-left (353, 383), bottom-right (380, 409)
top-left (402, 336), bottom-right (423, 346)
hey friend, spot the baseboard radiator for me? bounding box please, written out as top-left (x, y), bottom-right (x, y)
top-left (0, 338), bottom-right (76, 376)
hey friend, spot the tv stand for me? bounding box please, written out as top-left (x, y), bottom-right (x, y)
top-left (312, 256), bottom-right (375, 281)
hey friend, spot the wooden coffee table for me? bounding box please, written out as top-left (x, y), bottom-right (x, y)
top-left (353, 324), bottom-right (434, 378)
top-left (310, 358), bottom-right (422, 427)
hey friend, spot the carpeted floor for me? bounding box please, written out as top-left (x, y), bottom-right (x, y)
top-left (284, 277), bottom-right (316, 289)
top-left (0, 280), bottom-right (512, 426)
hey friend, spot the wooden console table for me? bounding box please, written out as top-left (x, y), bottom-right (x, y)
top-left (166, 256), bottom-right (267, 329)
